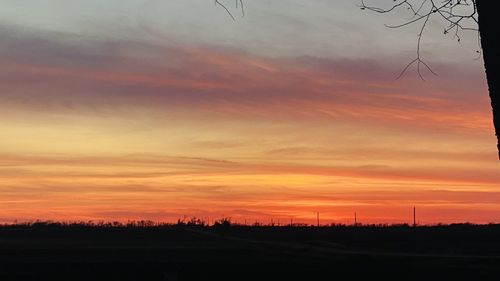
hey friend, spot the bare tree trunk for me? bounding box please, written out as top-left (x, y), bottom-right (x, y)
top-left (476, 0), bottom-right (500, 160)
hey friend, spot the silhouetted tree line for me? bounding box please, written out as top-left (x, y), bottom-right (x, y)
top-left (0, 219), bottom-right (495, 230)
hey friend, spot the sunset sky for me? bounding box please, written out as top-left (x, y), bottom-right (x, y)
top-left (0, 0), bottom-right (499, 225)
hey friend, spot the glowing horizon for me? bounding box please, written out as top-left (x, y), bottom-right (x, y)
top-left (0, 1), bottom-right (498, 225)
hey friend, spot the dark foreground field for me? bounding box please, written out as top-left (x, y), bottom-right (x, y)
top-left (1, 223), bottom-right (500, 280)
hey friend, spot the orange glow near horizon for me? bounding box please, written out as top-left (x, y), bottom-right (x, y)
top-left (0, 40), bottom-right (499, 225)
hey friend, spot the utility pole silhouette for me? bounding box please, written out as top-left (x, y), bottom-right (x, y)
top-left (413, 206), bottom-right (416, 227)
top-left (354, 212), bottom-right (357, 226)
top-left (316, 212), bottom-right (320, 227)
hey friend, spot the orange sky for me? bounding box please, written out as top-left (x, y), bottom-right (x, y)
top-left (0, 1), bottom-right (498, 225)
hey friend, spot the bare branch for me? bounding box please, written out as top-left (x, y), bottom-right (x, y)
top-left (360, 0), bottom-right (479, 79)
top-left (236, 0), bottom-right (245, 17)
top-left (215, 0), bottom-right (236, 21)
top-left (215, 0), bottom-right (245, 21)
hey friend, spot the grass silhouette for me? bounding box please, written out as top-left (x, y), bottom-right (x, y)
top-left (1, 221), bottom-right (500, 280)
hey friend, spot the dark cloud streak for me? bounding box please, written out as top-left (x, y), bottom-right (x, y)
top-left (0, 24), bottom-right (490, 134)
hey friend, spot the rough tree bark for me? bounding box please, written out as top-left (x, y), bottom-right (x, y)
top-left (476, 1), bottom-right (500, 160)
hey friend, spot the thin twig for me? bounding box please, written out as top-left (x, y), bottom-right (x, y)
top-left (360, 0), bottom-right (478, 80)
top-left (215, 0), bottom-right (235, 21)
top-left (216, 0), bottom-right (245, 21)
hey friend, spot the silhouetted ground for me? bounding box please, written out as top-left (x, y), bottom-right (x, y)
top-left (1, 223), bottom-right (500, 280)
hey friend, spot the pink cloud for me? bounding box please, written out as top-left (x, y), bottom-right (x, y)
top-left (0, 27), bottom-right (491, 135)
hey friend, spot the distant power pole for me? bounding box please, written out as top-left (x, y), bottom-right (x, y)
top-left (354, 212), bottom-right (357, 225)
top-left (317, 212), bottom-right (320, 227)
top-left (413, 206), bottom-right (416, 227)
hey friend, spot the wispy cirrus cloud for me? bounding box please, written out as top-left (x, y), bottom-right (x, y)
top-left (0, 25), bottom-right (491, 134)
top-left (0, 22), bottom-right (496, 225)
